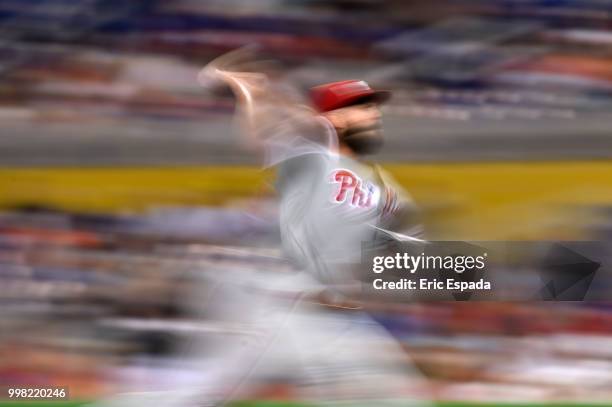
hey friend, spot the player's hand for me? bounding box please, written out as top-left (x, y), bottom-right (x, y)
top-left (197, 46), bottom-right (279, 96)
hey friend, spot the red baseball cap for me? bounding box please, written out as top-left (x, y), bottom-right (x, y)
top-left (310, 80), bottom-right (391, 112)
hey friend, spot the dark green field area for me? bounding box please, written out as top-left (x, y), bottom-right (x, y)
top-left (0, 401), bottom-right (611, 407)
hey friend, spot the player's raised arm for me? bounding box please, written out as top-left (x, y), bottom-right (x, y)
top-left (198, 47), bottom-right (333, 165)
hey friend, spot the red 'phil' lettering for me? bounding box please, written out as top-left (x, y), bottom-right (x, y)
top-left (331, 169), bottom-right (376, 208)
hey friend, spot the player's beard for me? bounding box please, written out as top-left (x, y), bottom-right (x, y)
top-left (341, 124), bottom-right (384, 155)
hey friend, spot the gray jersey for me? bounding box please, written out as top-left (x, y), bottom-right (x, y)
top-left (271, 118), bottom-right (418, 289)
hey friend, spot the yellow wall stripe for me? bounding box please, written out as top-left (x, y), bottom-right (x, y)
top-left (1, 162), bottom-right (611, 238)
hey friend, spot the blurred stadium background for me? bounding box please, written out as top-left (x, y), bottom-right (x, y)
top-left (1, 0), bottom-right (612, 405)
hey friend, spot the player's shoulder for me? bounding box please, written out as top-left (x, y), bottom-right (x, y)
top-left (264, 115), bottom-right (337, 167)
top-left (277, 150), bottom-right (334, 180)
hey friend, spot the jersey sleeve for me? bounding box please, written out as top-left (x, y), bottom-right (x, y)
top-left (262, 113), bottom-right (338, 167)
top-left (373, 165), bottom-right (424, 240)
top-left (275, 153), bottom-right (328, 270)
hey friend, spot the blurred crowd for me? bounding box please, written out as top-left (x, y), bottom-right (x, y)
top-left (1, 208), bottom-right (612, 403)
top-left (0, 0), bottom-right (611, 163)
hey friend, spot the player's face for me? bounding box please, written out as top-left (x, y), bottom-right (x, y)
top-left (333, 102), bottom-right (384, 155)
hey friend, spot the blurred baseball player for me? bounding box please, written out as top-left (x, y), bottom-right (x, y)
top-left (190, 48), bottom-right (429, 405)
top-left (92, 48), bottom-right (428, 407)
